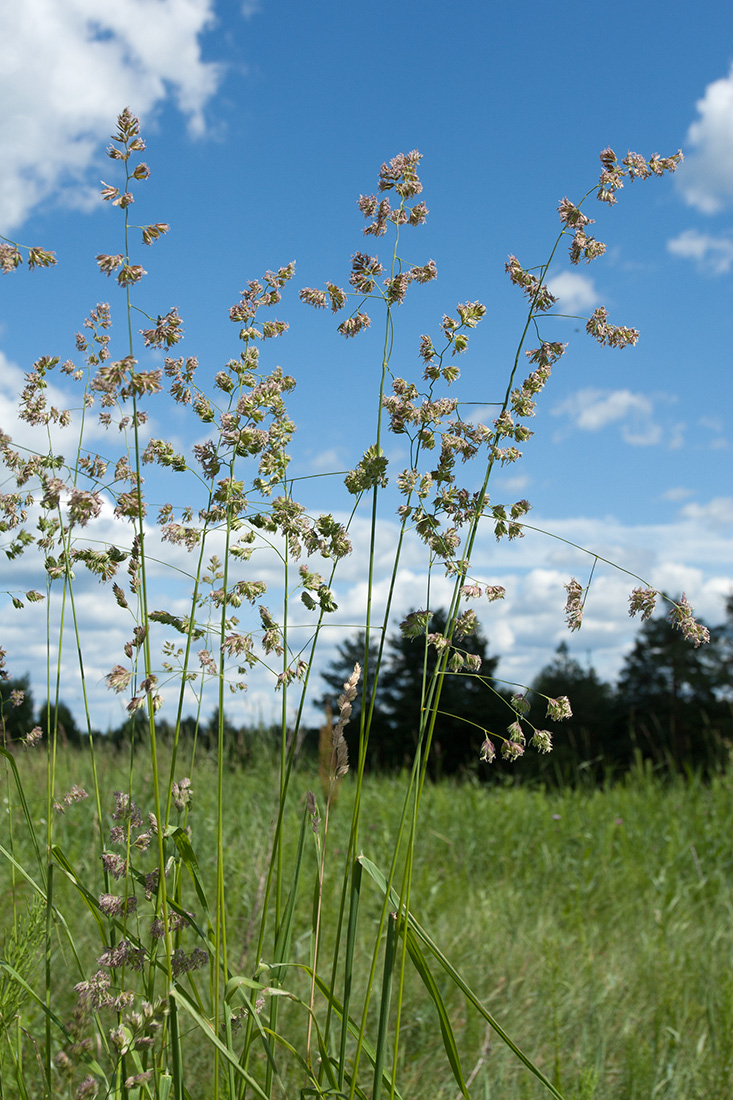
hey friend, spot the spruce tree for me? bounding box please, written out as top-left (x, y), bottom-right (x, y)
top-left (615, 601), bottom-right (726, 772)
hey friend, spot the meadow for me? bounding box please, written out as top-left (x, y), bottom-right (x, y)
top-left (4, 748), bottom-right (733, 1100)
top-left (1, 110), bottom-right (720, 1100)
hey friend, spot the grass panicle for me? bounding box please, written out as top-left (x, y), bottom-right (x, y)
top-left (1, 111), bottom-right (719, 1100)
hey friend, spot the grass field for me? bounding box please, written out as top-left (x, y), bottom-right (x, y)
top-left (2, 113), bottom-right (719, 1100)
top-left (3, 747), bottom-right (732, 1099)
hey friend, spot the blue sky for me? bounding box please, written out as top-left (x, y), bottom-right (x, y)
top-left (1, 0), bottom-right (732, 730)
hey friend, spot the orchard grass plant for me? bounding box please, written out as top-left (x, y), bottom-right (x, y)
top-left (0, 109), bottom-right (715, 1099)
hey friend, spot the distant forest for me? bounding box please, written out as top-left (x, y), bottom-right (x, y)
top-left (2, 597), bottom-right (731, 784)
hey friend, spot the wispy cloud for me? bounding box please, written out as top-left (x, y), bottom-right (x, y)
top-left (0, 0), bottom-right (223, 231)
top-left (546, 271), bottom-right (599, 314)
top-left (551, 388), bottom-right (680, 446)
top-left (667, 229), bottom-right (733, 275)
top-left (662, 487), bottom-right (694, 503)
top-left (697, 415), bottom-right (728, 451)
top-left (676, 63), bottom-right (733, 214)
top-left (679, 497), bottom-right (733, 526)
top-left (308, 447), bottom-right (347, 473)
top-left (494, 473), bottom-right (531, 494)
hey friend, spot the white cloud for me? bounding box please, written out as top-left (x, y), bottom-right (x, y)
top-left (582, 391), bottom-right (651, 431)
top-left (666, 422), bottom-right (686, 451)
top-left (3, 498), bottom-right (732, 734)
top-left (661, 486), bottom-right (694, 503)
top-left (0, 0), bottom-right (223, 231)
top-left (697, 414), bottom-right (728, 451)
top-left (667, 229), bottom-right (733, 275)
top-left (676, 63), bottom-right (733, 214)
top-left (679, 497), bottom-right (733, 526)
top-left (308, 447), bottom-right (345, 473)
top-left (545, 271), bottom-right (599, 313)
top-left (551, 387), bottom-right (677, 445)
top-left (494, 473), bottom-right (530, 494)
top-left (0, 350), bottom-right (112, 454)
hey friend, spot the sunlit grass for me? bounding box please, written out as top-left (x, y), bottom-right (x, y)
top-left (0, 110), bottom-right (703, 1100)
top-left (5, 750), bottom-right (732, 1098)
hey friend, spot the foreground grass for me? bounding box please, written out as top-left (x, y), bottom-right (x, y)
top-left (3, 748), bottom-right (732, 1099)
top-left (2, 121), bottom-right (705, 1100)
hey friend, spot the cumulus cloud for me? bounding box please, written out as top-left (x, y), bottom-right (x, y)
top-left (0, 351), bottom-right (110, 454)
top-left (545, 271), bottom-right (599, 313)
top-left (667, 229), bottom-right (733, 275)
top-left (0, 0), bottom-right (223, 231)
top-left (679, 497), bottom-right (733, 526)
top-left (676, 63), bottom-right (733, 214)
top-left (3, 494), bottom-right (732, 734)
top-left (551, 388), bottom-right (678, 445)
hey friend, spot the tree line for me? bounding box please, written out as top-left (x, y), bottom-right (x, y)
top-left (0, 689), bottom-right (276, 767)
top-left (2, 596), bottom-right (731, 783)
top-left (316, 597), bottom-right (733, 783)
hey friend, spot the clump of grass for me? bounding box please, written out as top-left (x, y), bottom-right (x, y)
top-left (0, 109), bottom-right (707, 1100)
top-left (5, 757), bottom-right (732, 1097)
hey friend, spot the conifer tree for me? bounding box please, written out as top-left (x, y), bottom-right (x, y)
top-left (616, 601), bottom-right (727, 771)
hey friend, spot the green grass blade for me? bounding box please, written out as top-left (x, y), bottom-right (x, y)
top-left (0, 842), bottom-right (86, 978)
top-left (0, 961), bottom-right (108, 1082)
top-left (358, 854), bottom-right (567, 1100)
top-left (225, 973), bottom-right (292, 1079)
top-left (312, 971), bottom-right (404, 1100)
top-left (273, 803), bottom-right (308, 965)
top-left (313, 1024), bottom-right (341, 1094)
top-left (265, 802), bottom-right (308, 1094)
top-left (166, 824), bottom-right (213, 928)
top-left (44, 862), bottom-right (53, 1093)
top-left (169, 993), bottom-right (184, 1100)
top-left (5, 1036), bottom-right (33, 1100)
top-left (402, 923), bottom-right (468, 1099)
top-left (372, 910), bottom-right (398, 1100)
top-left (50, 844), bottom-right (107, 939)
top-left (0, 747), bottom-right (45, 881)
top-left (0, 843), bottom-right (46, 900)
top-left (338, 857), bottom-right (362, 1088)
top-left (170, 985), bottom-right (275, 1100)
